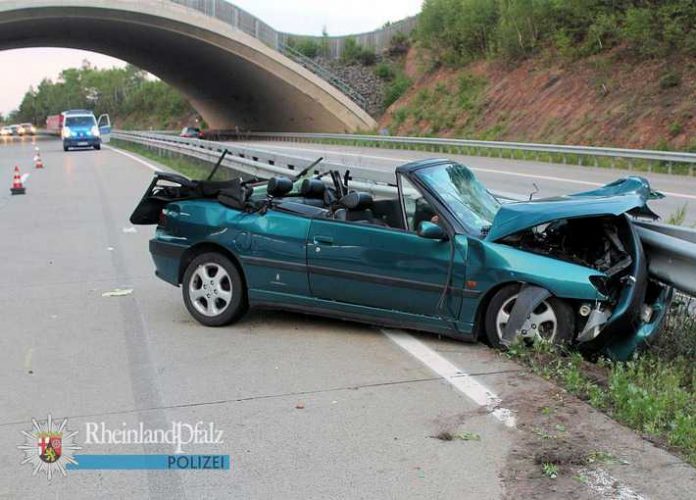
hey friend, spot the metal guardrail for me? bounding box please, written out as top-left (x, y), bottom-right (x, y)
top-left (242, 132), bottom-right (696, 175)
top-left (112, 130), bottom-right (398, 187)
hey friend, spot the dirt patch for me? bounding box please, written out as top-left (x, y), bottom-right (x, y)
top-left (382, 47), bottom-right (696, 149)
top-left (501, 372), bottom-right (617, 499)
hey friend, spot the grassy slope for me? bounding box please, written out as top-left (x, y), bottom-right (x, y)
top-left (380, 47), bottom-right (696, 150)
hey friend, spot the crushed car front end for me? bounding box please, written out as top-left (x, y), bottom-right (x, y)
top-left (484, 178), bottom-right (674, 360)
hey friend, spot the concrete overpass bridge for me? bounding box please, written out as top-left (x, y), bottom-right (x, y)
top-left (0, 0), bottom-right (377, 132)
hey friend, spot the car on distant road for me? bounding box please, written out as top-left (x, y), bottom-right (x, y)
top-left (18, 123), bottom-right (36, 136)
top-left (131, 159), bottom-right (673, 361)
top-left (0, 125), bottom-right (11, 137)
top-left (179, 127), bottom-right (204, 139)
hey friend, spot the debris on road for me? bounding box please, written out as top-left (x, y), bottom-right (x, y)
top-left (122, 227), bottom-right (138, 233)
top-left (431, 431), bottom-right (481, 441)
top-left (101, 288), bottom-right (133, 297)
top-left (295, 403), bottom-right (305, 410)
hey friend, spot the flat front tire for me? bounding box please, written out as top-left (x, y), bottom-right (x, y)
top-left (182, 252), bottom-right (247, 327)
top-left (484, 284), bottom-right (575, 349)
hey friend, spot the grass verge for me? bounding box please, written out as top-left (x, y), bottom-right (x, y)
top-left (111, 138), bottom-right (216, 179)
top-left (301, 137), bottom-right (694, 176)
top-left (507, 297), bottom-right (696, 467)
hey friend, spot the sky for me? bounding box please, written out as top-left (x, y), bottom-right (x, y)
top-left (0, 0), bottom-right (423, 116)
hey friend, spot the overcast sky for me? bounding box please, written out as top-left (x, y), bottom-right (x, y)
top-left (0, 0), bottom-right (423, 116)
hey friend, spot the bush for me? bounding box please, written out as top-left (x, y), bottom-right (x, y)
top-left (288, 37), bottom-right (321, 59)
top-left (392, 107), bottom-right (410, 127)
top-left (623, 8), bottom-right (659, 57)
top-left (383, 73), bottom-right (412, 108)
top-left (660, 70), bottom-right (682, 90)
top-left (341, 37), bottom-right (377, 66)
top-left (388, 32), bottom-right (411, 55)
top-left (357, 49), bottom-right (377, 66)
top-left (374, 62), bottom-right (395, 81)
top-left (417, 0), bottom-right (696, 65)
top-left (668, 122), bottom-right (684, 137)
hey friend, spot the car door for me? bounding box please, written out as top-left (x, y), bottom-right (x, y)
top-left (306, 187), bottom-right (465, 319)
top-left (98, 114), bottom-right (111, 143)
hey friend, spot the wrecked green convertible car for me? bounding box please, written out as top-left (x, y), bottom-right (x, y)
top-left (131, 158), bottom-right (673, 360)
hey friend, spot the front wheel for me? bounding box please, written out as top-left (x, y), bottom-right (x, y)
top-left (484, 284), bottom-right (575, 349)
top-left (182, 252), bottom-right (247, 326)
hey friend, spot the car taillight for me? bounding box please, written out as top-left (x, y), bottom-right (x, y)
top-left (158, 209), bottom-right (167, 227)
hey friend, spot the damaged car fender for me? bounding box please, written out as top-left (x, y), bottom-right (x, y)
top-left (468, 240), bottom-right (607, 301)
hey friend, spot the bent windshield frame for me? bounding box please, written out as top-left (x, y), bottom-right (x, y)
top-left (414, 162), bottom-right (500, 236)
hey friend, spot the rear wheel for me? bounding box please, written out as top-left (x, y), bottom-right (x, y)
top-left (484, 284), bottom-right (575, 349)
top-left (182, 252), bottom-right (247, 327)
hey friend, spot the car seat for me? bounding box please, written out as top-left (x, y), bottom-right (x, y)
top-left (300, 178), bottom-right (327, 207)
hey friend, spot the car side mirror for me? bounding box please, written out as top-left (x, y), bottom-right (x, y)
top-left (417, 221), bottom-right (447, 240)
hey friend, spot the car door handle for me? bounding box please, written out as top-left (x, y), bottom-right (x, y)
top-left (313, 236), bottom-right (334, 245)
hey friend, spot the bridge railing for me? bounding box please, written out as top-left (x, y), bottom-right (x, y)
top-left (166, 0), bottom-right (372, 110)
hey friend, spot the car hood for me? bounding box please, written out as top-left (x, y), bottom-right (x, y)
top-left (485, 177), bottom-right (663, 242)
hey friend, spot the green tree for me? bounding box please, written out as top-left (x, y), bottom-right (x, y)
top-left (11, 62), bottom-right (194, 129)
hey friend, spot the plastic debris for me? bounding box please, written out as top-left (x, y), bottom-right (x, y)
top-left (102, 288), bottom-right (133, 297)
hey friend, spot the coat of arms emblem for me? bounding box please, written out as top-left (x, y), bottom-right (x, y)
top-left (18, 415), bottom-right (81, 480)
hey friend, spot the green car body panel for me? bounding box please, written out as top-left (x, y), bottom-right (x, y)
top-left (141, 160), bottom-right (673, 361)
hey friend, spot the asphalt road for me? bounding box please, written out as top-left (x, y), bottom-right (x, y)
top-left (229, 140), bottom-right (696, 226)
top-left (1, 136), bottom-right (694, 499)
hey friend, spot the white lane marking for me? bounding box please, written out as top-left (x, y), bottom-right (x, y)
top-left (105, 145), bottom-right (162, 172)
top-left (243, 143), bottom-right (696, 201)
top-left (383, 329), bottom-right (516, 427)
top-left (473, 166), bottom-right (696, 200)
top-left (236, 142), bottom-right (410, 163)
top-left (24, 348), bottom-right (34, 372)
top-left (580, 468), bottom-right (646, 500)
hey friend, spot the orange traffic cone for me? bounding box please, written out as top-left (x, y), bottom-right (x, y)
top-left (10, 166), bottom-right (26, 195)
top-left (34, 153), bottom-right (44, 169)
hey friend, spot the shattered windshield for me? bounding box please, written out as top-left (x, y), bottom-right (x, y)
top-left (416, 163), bottom-right (500, 234)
